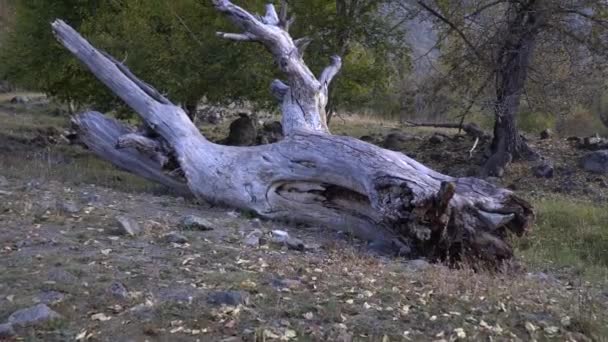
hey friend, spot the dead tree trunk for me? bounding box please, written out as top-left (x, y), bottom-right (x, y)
top-left (51, 0), bottom-right (534, 266)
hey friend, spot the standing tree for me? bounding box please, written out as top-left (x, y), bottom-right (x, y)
top-left (413, 0), bottom-right (608, 174)
top-left (52, 0), bottom-right (533, 266)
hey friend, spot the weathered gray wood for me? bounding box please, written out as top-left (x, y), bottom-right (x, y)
top-left (52, 3), bottom-right (534, 266)
top-left (71, 112), bottom-right (190, 195)
top-left (213, 0), bottom-right (339, 134)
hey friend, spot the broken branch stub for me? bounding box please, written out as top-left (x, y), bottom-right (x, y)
top-left (52, 1), bottom-right (534, 267)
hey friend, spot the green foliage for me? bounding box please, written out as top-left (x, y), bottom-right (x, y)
top-left (0, 0), bottom-right (409, 116)
top-left (517, 110), bottom-right (556, 134)
top-left (0, 1), bottom-right (116, 108)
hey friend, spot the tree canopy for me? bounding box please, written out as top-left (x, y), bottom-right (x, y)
top-left (0, 0), bottom-right (409, 115)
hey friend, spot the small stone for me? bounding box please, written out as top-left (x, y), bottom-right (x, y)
top-left (429, 134), bottom-right (446, 144)
top-left (250, 219), bottom-right (263, 229)
top-left (270, 230), bottom-right (289, 243)
top-left (10, 95), bottom-right (30, 104)
top-left (57, 200), bottom-right (81, 214)
top-left (0, 323), bottom-right (15, 338)
top-left (404, 259), bottom-right (430, 271)
top-left (540, 128), bottom-right (552, 140)
top-left (525, 321), bottom-right (537, 333)
top-left (286, 237), bottom-right (305, 251)
top-left (580, 150), bottom-right (608, 174)
top-left (244, 229), bottom-right (263, 247)
top-left (115, 216), bottom-right (141, 236)
top-left (47, 268), bottom-right (78, 284)
top-left (544, 326), bottom-right (559, 335)
top-left (8, 304), bottom-right (62, 328)
top-left (532, 163), bottom-right (554, 178)
top-left (128, 303), bottom-right (156, 322)
top-left (108, 282), bottom-right (129, 300)
top-left (271, 278), bottom-right (302, 290)
top-left (179, 215), bottom-right (215, 231)
top-left (163, 231), bottom-right (189, 244)
top-left (207, 291), bottom-right (249, 306)
top-left (454, 328), bottom-right (466, 339)
top-left (35, 291), bottom-right (66, 305)
top-left (383, 132), bottom-right (414, 151)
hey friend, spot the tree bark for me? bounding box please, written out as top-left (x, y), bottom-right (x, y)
top-left (51, 1), bottom-right (534, 266)
top-left (485, 0), bottom-right (544, 174)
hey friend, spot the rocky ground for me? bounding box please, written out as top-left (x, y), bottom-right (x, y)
top-left (1, 94), bottom-right (607, 341)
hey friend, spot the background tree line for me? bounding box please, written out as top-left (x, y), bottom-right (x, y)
top-left (0, 0), bottom-right (409, 118)
top-left (2, 0), bottom-right (608, 148)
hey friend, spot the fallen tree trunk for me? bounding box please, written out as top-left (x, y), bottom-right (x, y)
top-left (403, 120), bottom-right (488, 139)
top-left (51, 0), bottom-right (533, 266)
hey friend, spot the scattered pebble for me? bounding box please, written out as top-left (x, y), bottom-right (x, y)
top-left (163, 231), bottom-right (189, 244)
top-left (207, 291), bottom-right (249, 306)
top-left (108, 282), bottom-right (129, 300)
top-left (7, 304), bottom-right (62, 328)
top-left (115, 216), bottom-right (141, 236)
top-left (179, 215), bottom-right (215, 231)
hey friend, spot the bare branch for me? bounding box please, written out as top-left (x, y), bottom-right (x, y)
top-left (294, 37), bottom-right (312, 58)
top-left (216, 32), bottom-right (254, 42)
top-left (279, 0), bottom-right (289, 27)
top-left (319, 55), bottom-right (342, 88)
top-left (263, 4), bottom-right (280, 25)
top-left (271, 79), bottom-right (290, 100)
top-left (52, 20), bottom-right (167, 115)
top-left (416, 0), bottom-right (487, 63)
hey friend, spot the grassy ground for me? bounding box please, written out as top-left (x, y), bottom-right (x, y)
top-left (1, 93), bottom-right (607, 341)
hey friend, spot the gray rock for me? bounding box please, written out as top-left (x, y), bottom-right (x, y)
top-left (57, 200), bottom-right (81, 214)
top-left (429, 134), bottom-right (446, 144)
top-left (244, 229), bottom-right (263, 247)
top-left (250, 218), bottom-right (263, 229)
top-left (115, 216), bottom-right (141, 236)
top-left (35, 291), bottom-right (66, 305)
top-left (207, 291), bottom-right (249, 306)
top-left (128, 303), bottom-right (156, 322)
top-left (580, 150), bottom-right (608, 174)
top-left (259, 121), bottom-right (284, 144)
top-left (179, 215), bottom-right (215, 231)
top-left (9, 95), bottom-right (30, 104)
top-left (404, 259), bottom-right (431, 271)
top-left (224, 114), bottom-right (257, 146)
top-left (270, 230), bottom-right (290, 244)
top-left (540, 128), bottom-right (552, 140)
top-left (47, 268), bottom-right (77, 284)
top-left (163, 231), bottom-right (189, 244)
top-left (0, 323), bottom-right (15, 338)
top-left (8, 304), bottom-right (62, 328)
top-left (532, 163), bottom-right (554, 178)
top-left (286, 237), bottom-right (305, 251)
top-left (0, 175), bottom-right (8, 187)
top-left (108, 282), bottom-right (129, 300)
top-left (382, 132), bottom-right (414, 151)
top-left (81, 192), bottom-right (101, 205)
top-left (271, 278), bottom-right (302, 290)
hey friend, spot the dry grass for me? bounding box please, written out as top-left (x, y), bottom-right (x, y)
top-left (1, 97), bottom-right (607, 340)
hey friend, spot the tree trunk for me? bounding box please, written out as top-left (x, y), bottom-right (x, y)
top-left (51, 0), bottom-right (534, 266)
top-left (484, 0), bottom-right (544, 175)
